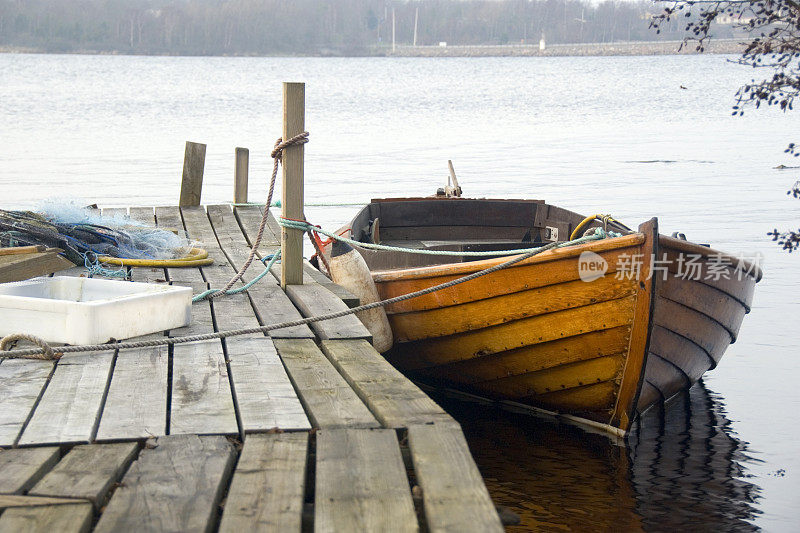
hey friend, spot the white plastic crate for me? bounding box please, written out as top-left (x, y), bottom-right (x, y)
top-left (0, 276), bottom-right (192, 345)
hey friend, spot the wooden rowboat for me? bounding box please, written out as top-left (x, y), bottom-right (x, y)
top-left (327, 198), bottom-right (761, 436)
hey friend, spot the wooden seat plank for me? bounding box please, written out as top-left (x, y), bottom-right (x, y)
top-left (19, 352), bottom-right (115, 446)
top-left (94, 434), bottom-right (235, 533)
top-left (273, 339), bottom-right (379, 429)
top-left (406, 424), bottom-right (503, 532)
top-left (0, 503), bottom-right (93, 533)
top-left (0, 360), bottom-right (53, 447)
top-left (29, 442), bottom-right (138, 510)
top-left (0, 447), bottom-right (59, 494)
top-left (285, 284), bottom-right (372, 341)
top-left (315, 428), bottom-right (417, 532)
top-left (320, 340), bottom-right (451, 428)
top-left (96, 345), bottom-right (168, 440)
top-left (218, 433), bottom-right (308, 532)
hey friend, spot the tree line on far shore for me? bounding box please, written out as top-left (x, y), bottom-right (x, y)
top-left (0, 0), bottom-right (730, 56)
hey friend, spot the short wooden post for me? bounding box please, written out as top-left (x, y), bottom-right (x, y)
top-left (179, 141), bottom-right (206, 207)
top-left (234, 147), bottom-right (249, 204)
top-left (281, 82), bottom-right (305, 288)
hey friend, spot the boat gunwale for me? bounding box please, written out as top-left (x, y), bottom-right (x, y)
top-left (371, 233), bottom-right (645, 282)
top-left (659, 235), bottom-right (763, 282)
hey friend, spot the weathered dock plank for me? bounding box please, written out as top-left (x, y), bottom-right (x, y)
top-left (207, 204), bottom-right (278, 286)
top-left (180, 205), bottom-right (235, 285)
top-left (286, 284), bottom-right (372, 341)
top-left (248, 283), bottom-right (316, 339)
top-left (19, 352), bottom-right (115, 446)
top-left (160, 211), bottom-right (238, 437)
top-left (225, 205), bottom-right (358, 305)
top-left (94, 434), bottom-right (235, 533)
top-left (0, 447), bottom-right (59, 494)
top-left (29, 442), bottom-right (138, 510)
top-left (315, 428), bottom-right (417, 532)
top-left (320, 339), bottom-right (452, 428)
top-left (234, 205), bottom-right (281, 252)
top-left (168, 283), bottom-right (238, 437)
top-left (207, 204), bottom-right (313, 339)
top-left (235, 204), bottom-right (358, 300)
top-left (218, 433), bottom-right (308, 532)
top-left (96, 345), bottom-right (168, 441)
top-left (273, 339), bottom-right (379, 429)
top-left (207, 282), bottom-right (309, 432)
top-left (0, 503), bottom-right (93, 533)
top-left (0, 360), bottom-right (53, 447)
top-left (0, 495), bottom-right (91, 508)
top-left (170, 339), bottom-right (238, 436)
top-left (226, 337), bottom-right (310, 432)
top-left (407, 424), bottom-right (504, 533)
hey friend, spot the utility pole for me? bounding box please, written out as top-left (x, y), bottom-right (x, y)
top-left (392, 8), bottom-right (396, 52)
top-left (413, 7), bottom-right (419, 46)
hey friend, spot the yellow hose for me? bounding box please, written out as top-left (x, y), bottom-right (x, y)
top-left (570, 214), bottom-right (624, 241)
top-left (98, 247), bottom-right (214, 268)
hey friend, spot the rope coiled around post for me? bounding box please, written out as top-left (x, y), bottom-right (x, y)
top-left (0, 229), bottom-right (610, 360)
top-left (195, 132), bottom-right (308, 301)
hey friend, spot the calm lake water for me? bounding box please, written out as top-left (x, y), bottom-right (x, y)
top-left (1, 53), bottom-right (798, 530)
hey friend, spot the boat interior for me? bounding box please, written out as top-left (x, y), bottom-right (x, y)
top-left (348, 198), bottom-right (631, 271)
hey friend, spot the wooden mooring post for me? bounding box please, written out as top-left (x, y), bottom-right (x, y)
top-left (280, 82), bottom-right (305, 288)
top-left (233, 147), bottom-right (249, 204)
top-left (179, 141), bottom-right (206, 207)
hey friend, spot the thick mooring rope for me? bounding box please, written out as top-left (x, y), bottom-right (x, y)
top-left (0, 230), bottom-right (609, 360)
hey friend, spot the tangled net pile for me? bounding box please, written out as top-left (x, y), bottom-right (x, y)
top-left (0, 201), bottom-right (193, 266)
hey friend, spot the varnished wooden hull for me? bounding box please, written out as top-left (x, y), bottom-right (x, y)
top-left (635, 236), bottom-right (758, 419)
top-left (373, 222), bottom-right (760, 434)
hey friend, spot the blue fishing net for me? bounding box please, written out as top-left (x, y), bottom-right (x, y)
top-left (0, 200), bottom-right (193, 265)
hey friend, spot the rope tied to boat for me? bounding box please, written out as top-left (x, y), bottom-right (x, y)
top-left (194, 132), bottom-right (309, 301)
top-left (0, 229), bottom-right (611, 360)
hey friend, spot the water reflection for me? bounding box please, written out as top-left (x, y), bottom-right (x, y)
top-left (434, 381), bottom-right (760, 531)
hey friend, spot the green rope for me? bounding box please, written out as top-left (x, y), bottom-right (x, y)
top-left (83, 253), bottom-right (128, 279)
top-left (278, 217), bottom-right (621, 257)
top-left (192, 252), bottom-right (281, 302)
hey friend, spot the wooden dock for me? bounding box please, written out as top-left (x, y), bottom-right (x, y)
top-left (0, 204), bottom-right (503, 532)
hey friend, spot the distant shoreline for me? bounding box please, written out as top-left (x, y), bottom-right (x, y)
top-left (0, 39), bottom-right (745, 58)
top-left (383, 39), bottom-right (745, 57)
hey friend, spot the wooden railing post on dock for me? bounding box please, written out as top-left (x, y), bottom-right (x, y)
top-left (179, 141), bottom-right (206, 207)
top-left (233, 147), bottom-right (249, 204)
top-left (281, 82), bottom-right (305, 288)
